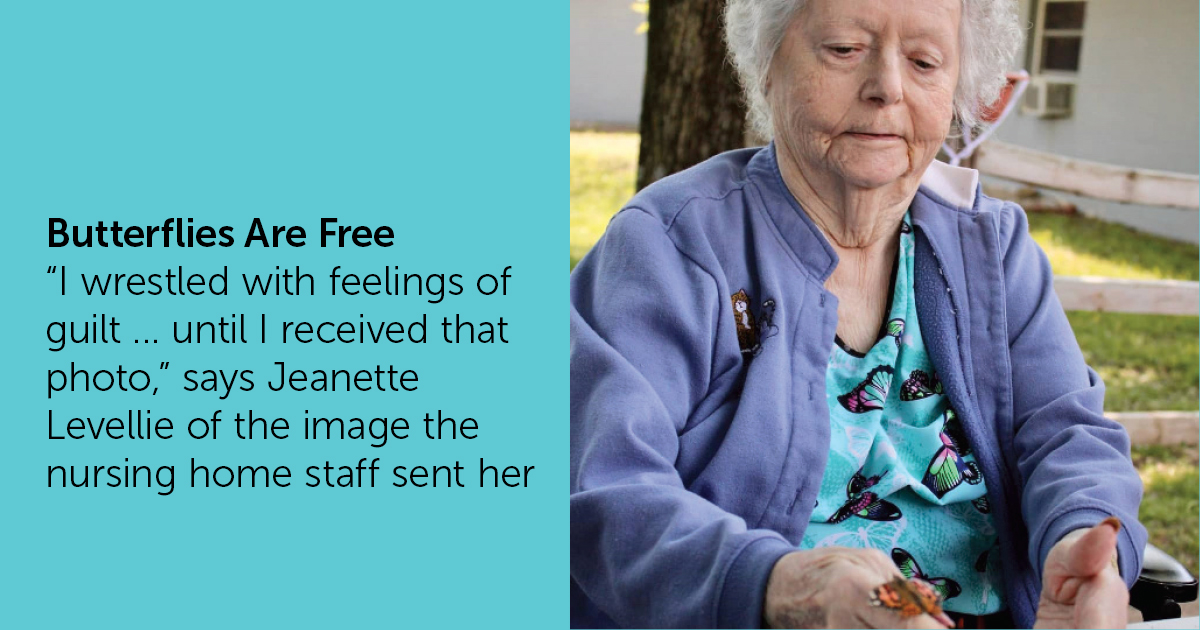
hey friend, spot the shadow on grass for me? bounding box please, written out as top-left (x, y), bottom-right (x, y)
top-left (1067, 312), bottom-right (1199, 412)
top-left (1133, 444), bottom-right (1200, 576)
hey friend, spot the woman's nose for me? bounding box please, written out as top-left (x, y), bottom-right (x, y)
top-left (861, 53), bottom-right (904, 106)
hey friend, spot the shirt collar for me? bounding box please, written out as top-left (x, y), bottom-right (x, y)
top-left (745, 142), bottom-right (980, 282)
top-left (745, 142), bottom-right (840, 282)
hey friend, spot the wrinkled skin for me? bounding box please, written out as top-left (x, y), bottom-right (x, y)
top-left (763, 3), bottom-right (1128, 625)
top-left (766, 0), bottom-right (961, 350)
top-left (1035, 519), bottom-right (1128, 629)
top-left (764, 520), bottom-right (1126, 629)
top-left (767, 0), bottom-right (960, 249)
top-left (764, 547), bottom-right (949, 629)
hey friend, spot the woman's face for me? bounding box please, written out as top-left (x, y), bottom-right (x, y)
top-left (767, 0), bottom-right (960, 190)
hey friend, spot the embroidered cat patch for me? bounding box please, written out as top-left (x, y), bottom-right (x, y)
top-left (731, 289), bottom-right (778, 356)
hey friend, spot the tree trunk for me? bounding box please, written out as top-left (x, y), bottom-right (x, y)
top-left (636, 0), bottom-right (748, 191)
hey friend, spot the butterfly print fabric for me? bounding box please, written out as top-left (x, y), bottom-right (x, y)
top-left (827, 469), bottom-right (902, 524)
top-left (892, 548), bottom-right (962, 601)
top-left (899, 369), bottom-right (942, 401)
top-left (837, 365), bottom-right (894, 413)
top-left (802, 212), bottom-right (1005, 615)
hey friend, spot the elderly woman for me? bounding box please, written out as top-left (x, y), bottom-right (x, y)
top-left (570, 0), bottom-right (1146, 628)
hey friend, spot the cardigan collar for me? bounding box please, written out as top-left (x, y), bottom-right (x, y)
top-left (745, 142), bottom-right (980, 284)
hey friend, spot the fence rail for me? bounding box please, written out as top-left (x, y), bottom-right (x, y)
top-left (976, 140), bottom-right (1200, 210)
top-left (974, 140), bottom-right (1200, 444)
top-left (1055, 276), bottom-right (1200, 316)
top-left (1107, 411), bottom-right (1200, 446)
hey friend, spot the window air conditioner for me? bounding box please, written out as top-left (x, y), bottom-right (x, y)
top-left (1022, 76), bottom-right (1074, 119)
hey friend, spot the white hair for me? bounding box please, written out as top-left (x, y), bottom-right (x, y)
top-left (724, 0), bottom-right (1023, 138)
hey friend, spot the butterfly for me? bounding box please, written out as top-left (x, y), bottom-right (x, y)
top-left (946, 500), bottom-right (997, 538)
top-left (975, 548), bottom-right (990, 573)
top-left (870, 576), bottom-right (950, 623)
top-left (886, 318), bottom-right (905, 348)
top-left (899, 369), bottom-right (943, 401)
top-left (974, 541), bottom-right (1002, 609)
top-left (942, 409), bottom-right (973, 457)
top-left (844, 425), bottom-right (875, 459)
top-left (892, 548), bottom-right (962, 601)
top-left (828, 469), bottom-right (902, 523)
top-left (813, 518), bottom-right (907, 551)
top-left (900, 221), bottom-right (912, 234)
top-left (838, 365), bottom-right (894, 413)
top-left (921, 410), bottom-right (981, 498)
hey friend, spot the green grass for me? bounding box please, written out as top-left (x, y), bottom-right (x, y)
top-left (1069, 312), bottom-right (1199, 412)
top-left (570, 131), bottom-right (638, 269)
top-left (1029, 213), bottom-right (1200, 281)
top-left (1132, 444), bottom-right (1199, 576)
top-left (567, 133), bottom-right (1198, 407)
top-left (569, 131), bottom-right (1198, 571)
top-left (568, 131), bottom-right (1200, 282)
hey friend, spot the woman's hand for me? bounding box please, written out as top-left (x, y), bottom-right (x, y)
top-left (764, 548), bottom-right (951, 629)
top-left (1034, 518), bottom-right (1128, 629)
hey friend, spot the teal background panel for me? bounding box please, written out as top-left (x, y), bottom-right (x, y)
top-left (0, 1), bottom-right (567, 628)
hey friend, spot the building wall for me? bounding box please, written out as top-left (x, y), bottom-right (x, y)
top-left (570, 0), bottom-right (1199, 241)
top-left (995, 0), bottom-right (1199, 242)
top-left (570, 0), bottom-right (646, 128)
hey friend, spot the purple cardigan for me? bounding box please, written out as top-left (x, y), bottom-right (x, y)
top-left (569, 145), bottom-right (1146, 629)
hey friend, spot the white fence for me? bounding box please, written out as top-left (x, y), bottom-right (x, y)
top-left (977, 141), bottom-right (1199, 445)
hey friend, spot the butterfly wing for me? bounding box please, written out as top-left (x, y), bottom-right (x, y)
top-left (964, 461), bottom-right (982, 484)
top-left (899, 370), bottom-right (944, 401)
top-left (975, 549), bottom-right (990, 573)
top-left (858, 497), bottom-right (902, 521)
top-left (814, 519), bottom-right (907, 550)
top-left (844, 426), bottom-right (874, 460)
top-left (828, 496), bottom-right (867, 524)
top-left (863, 519), bottom-right (907, 550)
top-left (926, 577), bottom-right (962, 601)
top-left (870, 579), bottom-right (906, 612)
top-left (838, 366), bottom-right (894, 413)
top-left (886, 318), bottom-right (905, 347)
top-left (847, 468), bottom-right (884, 496)
top-left (906, 578), bottom-right (947, 615)
top-left (848, 470), bottom-right (867, 496)
top-left (891, 547), bottom-right (924, 580)
top-left (921, 447), bottom-right (964, 498)
top-left (871, 577), bottom-right (943, 619)
top-left (892, 549), bottom-right (961, 602)
top-left (839, 389), bottom-right (867, 413)
top-left (942, 408), bottom-right (972, 456)
top-left (864, 365), bottom-right (894, 401)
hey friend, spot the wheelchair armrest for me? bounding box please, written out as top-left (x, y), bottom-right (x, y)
top-left (1130, 543), bottom-right (1199, 622)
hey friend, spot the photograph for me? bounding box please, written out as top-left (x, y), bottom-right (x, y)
top-left (570, 1), bottom-right (1200, 628)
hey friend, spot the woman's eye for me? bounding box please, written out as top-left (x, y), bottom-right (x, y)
top-left (829, 46), bottom-right (856, 56)
top-left (912, 59), bottom-right (936, 70)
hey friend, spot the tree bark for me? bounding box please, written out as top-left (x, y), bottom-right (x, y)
top-left (636, 0), bottom-right (748, 191)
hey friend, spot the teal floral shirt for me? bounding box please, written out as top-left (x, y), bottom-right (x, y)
top-left (800, 215), bottom-right (1006, 615)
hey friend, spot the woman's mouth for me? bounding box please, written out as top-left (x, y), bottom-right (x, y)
top-left (845, 132), bottom-right (902, 141)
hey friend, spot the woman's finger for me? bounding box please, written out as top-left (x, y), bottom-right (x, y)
top-left (1064, 518), bottom-right (1120, 578)
top-left (1074, 565), bottom-right (1129, 628)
